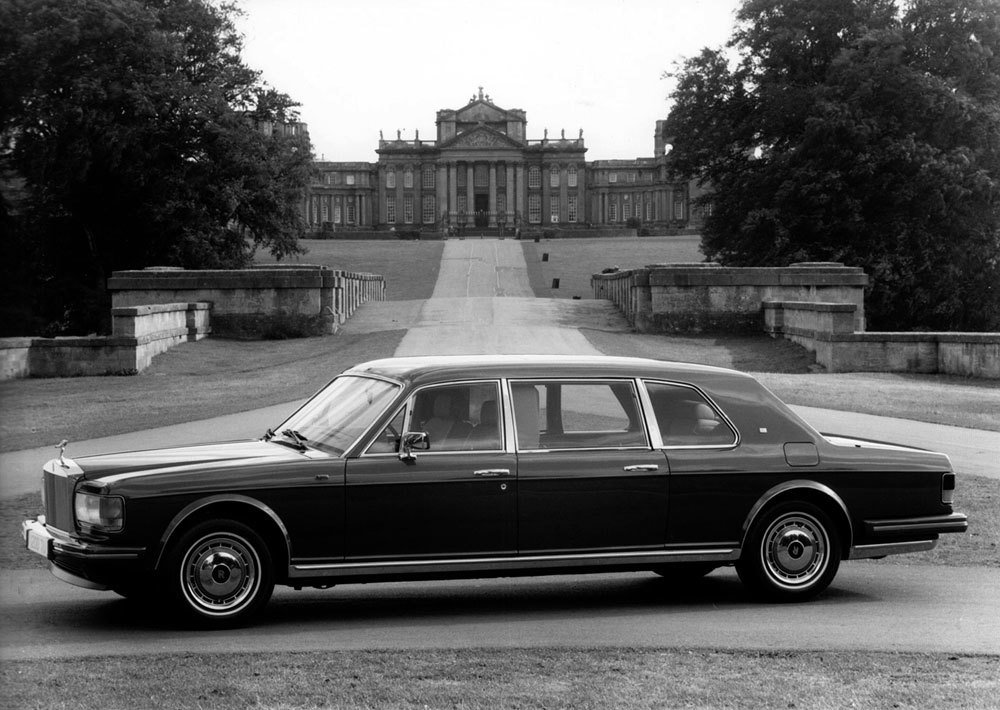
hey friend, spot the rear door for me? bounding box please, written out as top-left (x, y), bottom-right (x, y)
top-left (511, 379), bottom-right (669, 554)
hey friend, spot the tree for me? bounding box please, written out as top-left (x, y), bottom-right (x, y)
top-left (0, 0), bottom-right (312, 335)
top-left (664, 0), bottom-right (1000, 331)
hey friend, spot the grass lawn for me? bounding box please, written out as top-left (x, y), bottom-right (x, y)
top-left (522, 235), bottom-right (704, 300)
top-left (2, 648), bottom-right (997, 709)
top-left (0, 330), bottom-right (405, 453)
top-left (254, 239), bottom-right (445, 301)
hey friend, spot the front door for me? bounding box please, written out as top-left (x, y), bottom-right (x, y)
top-left (474, 194), bottom-right (489, 228)
top-left (344, 381), bottom-right (515, 560)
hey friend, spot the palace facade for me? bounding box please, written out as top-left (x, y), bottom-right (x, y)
top-left (303, 89), bottom-right (701, 233)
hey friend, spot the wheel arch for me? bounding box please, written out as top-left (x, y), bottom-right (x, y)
top-left (153, 495), bottom-right (291, 581)
top-left (741, 480), bottom-right (853, 555)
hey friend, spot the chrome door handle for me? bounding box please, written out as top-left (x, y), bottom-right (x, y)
top-left (623, 464), bottom-right (659, 472)
top-left (474, 469), bottom-right (510, 477)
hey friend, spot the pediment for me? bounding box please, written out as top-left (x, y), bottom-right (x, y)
top-left (443, 126), bottom-right (523, 150)
top-left (456, 101), bottom-right (507, 123)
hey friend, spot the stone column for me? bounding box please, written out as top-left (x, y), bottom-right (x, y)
top-left (559, 164), bottom-right (568, 223)
top-left (448, 163), bottom-right (458, 225)
top-left (437, 163), bottom-right (448, 228)
top-left (542, 164), bottom-right (552, 225)
top-left (505, 164), bottom-right (515, 222)
top-left (515, 164), bottom-right (525, 224)
top-left (466, 164), bottom-right (474, 223)
top-left (488, 162), bottom-right (497, 226)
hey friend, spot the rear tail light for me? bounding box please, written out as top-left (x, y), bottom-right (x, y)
top-left (942, 473), bottom-right (956, 505)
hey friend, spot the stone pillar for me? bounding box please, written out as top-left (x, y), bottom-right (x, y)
top-left (449, 163), bottom-right (458, 224)
top-left (559, 164), bottom-right (568, 223)
top-left (466, 163), bottom-right (474, 222)
top-left (542, 164), bottom-right (552, 225)
top-left (515, 163), bottom-right (525, 224)
top-left (488, 162), bottom-right (497, 226)
top-left (505, 164), bottom-right (515, 222)
top-left (438, 163), bottom-right (448, 228)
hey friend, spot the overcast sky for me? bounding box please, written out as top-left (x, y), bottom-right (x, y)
top-left (234, 0), bottom-right (742, 162)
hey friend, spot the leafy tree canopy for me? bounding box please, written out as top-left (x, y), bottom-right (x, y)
top-left (0, 0), bottom-right (313, 335)
top-left (664, 0), bottom-right (1000, 331)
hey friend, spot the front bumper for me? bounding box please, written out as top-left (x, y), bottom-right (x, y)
top-left (22, 516), bottom-right (147, 591)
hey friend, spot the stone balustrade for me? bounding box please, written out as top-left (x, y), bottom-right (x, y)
top-left (763, 300), bottom-right (1000, 378)
top-left (1, 302), bottom-right (210, 379)
top-left (592, 262), bottom-right (867, 333)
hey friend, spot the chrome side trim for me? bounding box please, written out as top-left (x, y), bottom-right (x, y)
top-left (848, 540), bottom-right (937, 559)
top-left (866, 513), bottom-right (968, 535)
top-left (288, 547), bottom-right (740, 579)
top-left (153, 494), bottom-right (292, 571)
top-left (741, 480), bottom-right (853, 550)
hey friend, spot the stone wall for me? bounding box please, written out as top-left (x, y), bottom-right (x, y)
top-left (108, 265), bottom-right (385, 338)
top-left (762, 300), bottom-right (1000, 378)
top-left (592, 262), bottom-right (868, 333)
top-left (0, 302), bottom-right (210, 379)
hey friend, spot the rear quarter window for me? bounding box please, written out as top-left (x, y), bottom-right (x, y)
top-left (644, 381), bottom-right (737, 447)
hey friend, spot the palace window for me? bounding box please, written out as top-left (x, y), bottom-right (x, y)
top-left (404, 195), bottom-right (414, 223)
top-left (310, 197), bottom-right (319, 224)
top-left (386, 168), bottom-right (395, 189)
top-left (623, 199), bottom-right (631, 220)
top-left (645, 196), bottom-right (653, 221)
top-left (550, 167), bottom-right (559, 188)
top-left (528, 194), bottom-right (541, 223)
top-left (609, 200), bottom-right (618, 222)
top-left (474, 164), bottom-right (489, 188)
top-left (628, 171), bottom-right (637, 183)
top-left (457, 195), bottom-right (467, 217)
top-left (567, 165), bottom-right (577, 187)
top-left (497, 193), bottom-right (507, 220)
top-left (457, 166), bottom-right (467, 187)
top-left (673, 196), bottom-right (685, 220)
top-left (422, 165), bottom-right (435, 189)
top-left (568, 195), bottom-right (577, 223)
top-left (422, 195), bottom-right (435, 224)
top-left (321, 196), bottom-right (329, 222)
top-left (528, 166), bottom-right (541, 188)
top-left (346, 174), bottom-right (355, 186)
top-left (608, 172), bottom-right (617, 183)
top-left (550, 197), bottom-right (560, 223)
top-left (403, 167), bottom-right (413, 189)
top-left (334, 197), bottom-right (342, 224)
top-left (346, 197), bottom-right (356, 223)
top-left (386, 195), bottom-right (396, 223)
top-left (497, 166), bottom-right (506, 187)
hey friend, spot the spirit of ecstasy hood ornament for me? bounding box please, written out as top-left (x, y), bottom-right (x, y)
top-left (55, 439), bottom-right (69, 469)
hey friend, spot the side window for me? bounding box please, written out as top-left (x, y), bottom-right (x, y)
top-left (645, 382), bottom-right (737, 447)
top-left (411, 382), bottom-right (501, 452)
top-left (511, 381), bottom-right (647, 450)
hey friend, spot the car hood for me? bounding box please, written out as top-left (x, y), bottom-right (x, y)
top-left (69, 440), bottom-right (303, 482)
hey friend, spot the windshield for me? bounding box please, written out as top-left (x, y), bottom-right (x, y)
top-left (276, 375), bottom-right (401, 456)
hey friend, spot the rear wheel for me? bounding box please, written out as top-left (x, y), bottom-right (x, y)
top-left (737, 501), bottom-right (841, 602)
top-left (163, 519), bottom-right (274, 627)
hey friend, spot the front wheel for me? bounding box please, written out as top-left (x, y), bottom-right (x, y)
top-left (163, 519), bottom-right (274, 627)
top-left (737, 501), bottom-right (841, 602)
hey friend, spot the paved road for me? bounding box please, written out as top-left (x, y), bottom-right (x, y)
top-left (2, 238), bottom-right (997, 661)
top-left (2, 565), bottom-right (998, 661)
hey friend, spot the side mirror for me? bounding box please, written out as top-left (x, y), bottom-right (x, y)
top-left (399, 431), bottom-right (430, 462)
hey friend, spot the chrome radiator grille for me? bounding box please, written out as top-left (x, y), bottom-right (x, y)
top-left (43, 468), bottom-right (76, 532)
